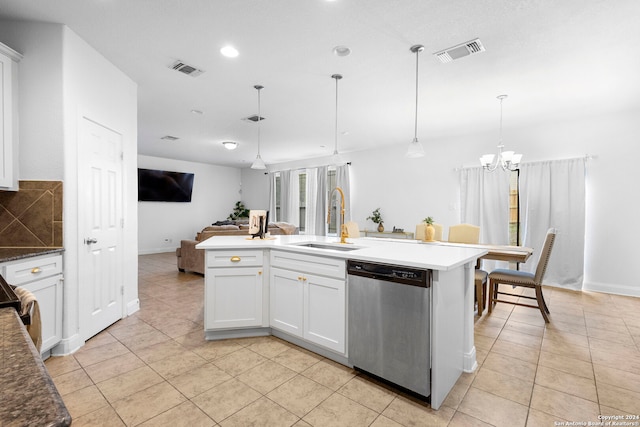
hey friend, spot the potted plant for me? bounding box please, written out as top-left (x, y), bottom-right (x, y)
top-left (227, 201), bottom-right (250, 221)
top-left (423, 216), bottom-right (435, 242)
top-left (367, 208), bottom-right (384, 232)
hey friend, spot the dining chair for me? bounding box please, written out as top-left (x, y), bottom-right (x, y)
top-left (345, 221), bottom-right (360, 238)
top-left (487, 228), bottom-right (557, 322)
top-left (448, 223), bottom-right (488, 314)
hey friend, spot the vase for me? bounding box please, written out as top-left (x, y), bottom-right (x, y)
top-left (377, 223), bottom-right (384, 232)
top-left (424, 224), bottom-right (435, 242)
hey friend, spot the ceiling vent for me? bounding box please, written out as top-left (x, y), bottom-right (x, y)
top-left (160, 135), bottom-right (179, 141)
top-left (169, 60), bottom-right (204, 77)
top-left (433, 38), bottom-right (485, 63)
top-left (242, 115), bottom-right (265, 122)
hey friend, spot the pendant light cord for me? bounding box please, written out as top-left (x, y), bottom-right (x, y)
top-left (414, 48), bottom-right (420, 140)
top-left (257, 86), bottom-right (262, 155)
top-left (335, 76), bottom-right (340, 153)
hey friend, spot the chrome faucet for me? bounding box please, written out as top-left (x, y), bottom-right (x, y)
top-left (328, 186), bottom-right (349, 244)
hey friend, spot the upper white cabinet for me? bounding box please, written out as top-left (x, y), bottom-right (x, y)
top-left (0, 42), bottom-right (22, 190)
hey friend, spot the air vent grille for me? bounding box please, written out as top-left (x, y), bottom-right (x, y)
top-left (169, 60), bottom-right (204, 77)
top-left (242, 115), bottom-right (265, 122)
top-left (160, 135), bottom-right (179, 141)
top-left (433, 38), bottom-right (485, 63)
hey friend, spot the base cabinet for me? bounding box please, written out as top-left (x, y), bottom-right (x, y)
top-left (204, 250), bottom-right (266, 330)
top-left (270, 251), bottom-right (346, 354)
top-left (303, 274), bottom-right (345, 353)
top-left (1, 253), bottom-right (63, 356)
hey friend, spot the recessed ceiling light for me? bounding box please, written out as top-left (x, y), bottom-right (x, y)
top-left (333, 46), bottom-right (351, 57)
top-left (220, 46), bottom-right (239, 58)
top-left (222, 141), bottom-right (238, 150)
top-left (191, 109), bottom-right (204, 115)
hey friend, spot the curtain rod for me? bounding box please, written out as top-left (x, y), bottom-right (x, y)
top-left (454, 154), bottom-right (596, 172)
top-left (264, 162), bottom-right (351, 174)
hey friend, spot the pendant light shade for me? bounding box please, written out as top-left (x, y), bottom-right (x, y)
top-left (251, 85), bottom-right (267, 170)
top-left (331, 73), bottom-right (344, 165)
top-left (406, 44), bottom-right (425, 158)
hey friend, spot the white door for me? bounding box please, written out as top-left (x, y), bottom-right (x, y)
top-left (79, 117), bottom-right (124, 340)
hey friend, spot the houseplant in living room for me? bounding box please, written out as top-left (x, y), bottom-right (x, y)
top-left (423, 216), bottom-right (435, 242)
top-left (227, 201), bottom-right (250, 221)
top-left (367, 208), bottom-right (384, 232)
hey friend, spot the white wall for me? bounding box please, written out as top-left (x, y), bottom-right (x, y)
top-left (138, 155), bottom-right (242, 254)
top-left (0, 21), bottom-right (140, 353)
top-left (242, 107), bottom-right (640, 297)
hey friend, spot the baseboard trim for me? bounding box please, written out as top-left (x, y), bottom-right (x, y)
top-left (582, 281), bottom-right (640, 298)
top-left (463, 346), bottom-right (478, 373)
top-left (51, 333), bottom-right (83, 356)
top-left (138, 248), bottom-right (177, 255)
top-left (127, 298), bottom-right (140, 316)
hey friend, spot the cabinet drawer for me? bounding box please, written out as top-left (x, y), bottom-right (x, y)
top-left (206, 250), bottom-right (264, 268)
top-left (271, 250), bottom-right (345, 279)
top-left (3, 254), bottom-right (63, 285)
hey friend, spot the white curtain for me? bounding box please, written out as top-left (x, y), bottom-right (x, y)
top-left (519, 158), bottom-right (585, 289)
top-left (336, 164), bottom-right (351, 222)
top-left (460, 167), bottom-right (511, 271)
top-left (279, 169), bottom-right (300, 226)
top-left (268, 172), bottom-right (277, 221)
top-left (305, 168), bottom-right (319, 235)
top-left (314, 166), bottom-right (328, 235)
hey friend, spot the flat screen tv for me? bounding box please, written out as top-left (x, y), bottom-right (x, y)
top-left (137, 168), bottom-right (194, 202)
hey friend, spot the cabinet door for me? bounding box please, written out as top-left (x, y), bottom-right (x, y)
top-left (205, 267), bottom-right (263, 329)
top-left (269, 267), bottom-right (303, 337)
top-left (20, 275), bottom-right (63, 353)
top-left (304, 274), bottom-right (346, 354)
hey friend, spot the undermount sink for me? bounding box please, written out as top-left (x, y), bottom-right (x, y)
top-left (293, 242), bottom-right (361, 252)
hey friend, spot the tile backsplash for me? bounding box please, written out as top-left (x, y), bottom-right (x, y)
top-left (0, 181), bottom-right (63, 248)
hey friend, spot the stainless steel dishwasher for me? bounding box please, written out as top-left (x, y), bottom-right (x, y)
top-left (347, 260), bottom-right (431, 397)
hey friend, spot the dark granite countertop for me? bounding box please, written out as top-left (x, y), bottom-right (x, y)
top-left (0, 248), bottom-right (64, 264)
top-left (0, 308), bottom-right (71, 427)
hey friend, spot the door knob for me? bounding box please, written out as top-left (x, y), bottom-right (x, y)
top-left (85, 237), bottom-right (98, 245)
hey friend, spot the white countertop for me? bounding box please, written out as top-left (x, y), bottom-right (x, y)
top-left (196, 235), bottom-right (487, 271)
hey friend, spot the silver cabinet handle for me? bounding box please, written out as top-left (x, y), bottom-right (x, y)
top-left (85, 238), bottom-right (98, 245)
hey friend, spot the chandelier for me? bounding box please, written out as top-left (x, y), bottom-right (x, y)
top-left (480, 95), bottom-right (522, 171)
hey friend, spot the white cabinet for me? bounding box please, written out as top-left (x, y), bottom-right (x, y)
top-left (1, 253), bottom-right (64, 356)
top-left (270, 267), bottom-right (303, 336)
top-left (270, 251), bottom-right (346, 354)
top-left (0, 42), bottom-right (22, 190)
top-left (303, 273), bottom-right (345, 353)
top-left (204, 250), bottom-right (266, 330)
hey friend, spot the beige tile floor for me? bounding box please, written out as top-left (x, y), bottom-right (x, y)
top-left (44, 252), bottom-right (640, 426)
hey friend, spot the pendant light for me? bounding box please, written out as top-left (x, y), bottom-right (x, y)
top-left (331, 74), bottom-right (344, 165)
top-left (250, 85), bottom-right (266, 170)
top-left (406, 44), bottom-right (426, 158)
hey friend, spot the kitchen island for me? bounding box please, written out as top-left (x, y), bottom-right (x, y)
top-left (196, 235), bottom-right (486, 410)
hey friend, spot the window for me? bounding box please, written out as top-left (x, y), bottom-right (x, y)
top-left (509, 170), bottom-right (520, 246)
top-left (272, 167), bottom-right (336, 234)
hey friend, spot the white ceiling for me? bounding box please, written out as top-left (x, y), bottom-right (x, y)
top-left (1, 0), bottom-right (639, 168)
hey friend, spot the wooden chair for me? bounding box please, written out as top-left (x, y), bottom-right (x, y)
top-left (448, 224), bottom-right (488, 314)
top-left (487, 228), bottom-right (557, 322)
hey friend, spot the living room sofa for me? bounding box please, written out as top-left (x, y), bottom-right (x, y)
top-left (176, 221), bottom-right (298, 274)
